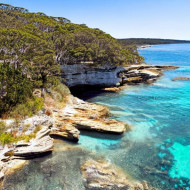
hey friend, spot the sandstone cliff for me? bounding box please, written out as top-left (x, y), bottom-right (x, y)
top-left (62, 64), bottom-right (179, 88)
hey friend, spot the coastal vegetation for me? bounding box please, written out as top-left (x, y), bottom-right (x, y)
top-left (0, 3), bottom-right (144, 117)
top-left (118, 38), bottom-right (190, 46)
top-left (0, 120), bottom-right (41, 145)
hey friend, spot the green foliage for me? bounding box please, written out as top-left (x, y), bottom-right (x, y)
top-left (0, 121), bottom-right (7, 133)
top-left (9, 97), bottom-right (43, 118)
top-left (19, 133), bottom-right (36, 142)
top-left (0, 3), bottom-right (144, 116)
top-left (0, 62), bottom-right (33, 115)
top-left (49, 84), bottom-right (70, 102)
top-left (118, 38), bottom-right (190, 46)
top-left (0, 133), bottom-right (16, 145)
top-left (0, 132), bottom-right (36, 145)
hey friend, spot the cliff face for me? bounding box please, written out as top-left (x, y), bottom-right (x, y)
top-left (61, 64), bottom-right (179, 88)
top-left (61, 64), bottom-right (124, 87)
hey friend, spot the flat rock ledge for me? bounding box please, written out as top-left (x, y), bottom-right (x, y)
top-left (0, 125), bottom-right (54, 186)
top-left (50, 95), bottom-right (127, 142)
top-left (14, 126), bottom-right (53, 158)
top-left (81, 160), bottom-right (157, 190)
top-left (121, 64), bottom-right (179, 85)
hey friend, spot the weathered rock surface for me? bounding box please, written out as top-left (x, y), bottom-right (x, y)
top-left (14, 126), bottom-right (54, 158)
top-left (61, 64), bottom-right (124, 87)
top-left (81, 159), bottom-right (153, 190)
top-left (0, 126), bottom-right (53, 186)
top-left (61, 63), bottom-right (179, 87)
top-left (50, 123), bottom-right (80, 142)
top-left (51, 96), bottom-right (127, 140)
top-left (121, 65), bottom-right (179, 85)
top-left (73, 116), bottom-right (126, 134)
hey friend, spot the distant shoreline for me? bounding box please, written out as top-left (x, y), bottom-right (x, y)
top-left (118, 38), bottom-right (190, 46)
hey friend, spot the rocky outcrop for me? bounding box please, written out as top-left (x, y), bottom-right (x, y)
top-left (0, 126), bottom-right (54, 185)
top-left (61, 64), bottom-right (124, 87)
top-left (172, 76), bottom-right (190, 81)
top-left (50, 123), bottom-right (80, 142)
top-left (120, 64), bottom-right (179, 85)
top-left (61, 63), bottom-right (179, 88)
top-left (81, 159), bottom-right (155, 190)
top-left (14, 126), bottom-right (53, 158)
top-left (50, 96), bottom-right (127, 141)
top-left (124, 64), bottom-right (178, 71)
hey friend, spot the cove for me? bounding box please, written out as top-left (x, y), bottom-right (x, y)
top-left (78, 44), bottom-right (190, 189)
top-left (2, 44), bottom-right (190, 190)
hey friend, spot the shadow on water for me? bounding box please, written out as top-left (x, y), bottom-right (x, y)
top-left (79, 130), bottom-right (124, 140)
top-left (50, 135), bottom-right (79, 144)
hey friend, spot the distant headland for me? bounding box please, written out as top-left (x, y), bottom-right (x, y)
top-left (118, 38), bottom-right (190, 46)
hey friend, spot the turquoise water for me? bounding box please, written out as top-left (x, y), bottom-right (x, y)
top-left (79, 44), bottom-right (190, 189)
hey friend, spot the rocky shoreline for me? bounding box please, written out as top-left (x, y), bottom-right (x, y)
top-left (0, 64), bottom-right (178, 189)
top-left (62, 63), bottom-right (178, 89)
top-left (0, 95), bottom-right (127, 188)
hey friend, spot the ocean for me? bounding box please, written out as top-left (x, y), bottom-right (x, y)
top-left (79, 44), bottom-right (190, 189)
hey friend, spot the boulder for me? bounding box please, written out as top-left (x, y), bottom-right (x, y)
top-left (50, 123), bottom-right (80, 142)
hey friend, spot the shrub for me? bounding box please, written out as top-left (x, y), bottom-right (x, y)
top-left (0, 132), bottom-right (36, 145)
top-left (19, 133), bottom-right (36, 142)
top-left (9, 97), bottom-right (44, 118)
top-left (0, 133), bottom-right (16, 145)
top-left (0, 121), bottom-right (7, 133)
top-left (49, 83), bottom-right (70, 102)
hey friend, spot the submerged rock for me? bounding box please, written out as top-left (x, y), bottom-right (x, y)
top-left (81, 159), bottom-right (145, 190)
top-left (172, 76), bottom-right (190, 81)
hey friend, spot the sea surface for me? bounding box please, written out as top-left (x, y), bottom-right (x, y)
top-left (79, 44), bottom-right (190, 189)
top-left (3, 44), bottom-right (190, 190)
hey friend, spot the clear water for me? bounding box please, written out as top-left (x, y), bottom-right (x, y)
top-left (78, 44), bottom-right (190, 189)
top-left (2, 44), bottom-right (190, 190)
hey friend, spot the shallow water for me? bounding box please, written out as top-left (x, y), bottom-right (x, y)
top-left (2, 140), bottom-right (105, 190)
top-left (78, 44), bottom-right (190, 189)
top-left (2, 44), bottom-right (190, 190)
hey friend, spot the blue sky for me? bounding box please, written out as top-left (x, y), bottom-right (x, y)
top-left (1, 0), bottom-right (190, 40)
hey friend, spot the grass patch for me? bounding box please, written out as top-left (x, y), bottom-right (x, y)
top-left (23, 124), bottom-right (31, 133)
top-left (33, 125), bottom-right (42, 134)
top-left (0, 133), bottom-right (16, 145)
